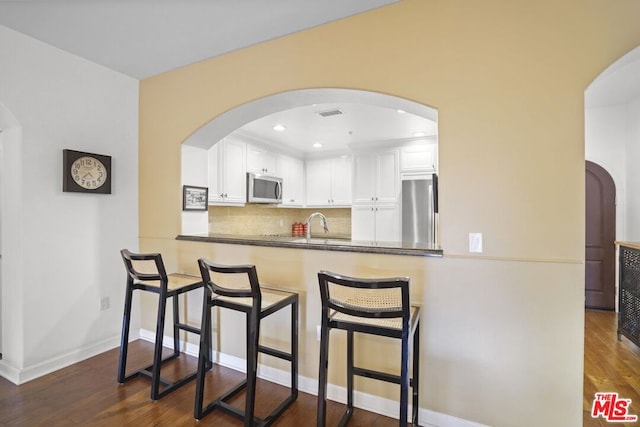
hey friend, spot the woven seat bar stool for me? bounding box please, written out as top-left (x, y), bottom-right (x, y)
top-left (317, 271), bottom-right (421, 427)
top-left (118, 249), bottom-right (208, 401)
top-left (194, 258), bottom-right (298, 426)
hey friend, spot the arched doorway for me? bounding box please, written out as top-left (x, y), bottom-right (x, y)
top-left (585, 160), bottom-right (616, 310)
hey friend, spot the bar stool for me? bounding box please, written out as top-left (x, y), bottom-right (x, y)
top-left (118, 249), bottom-right (207, 400)
top-left (194, 258), bottom-right (298, 426)
top-left (317, 271), bottom-right (421, 426)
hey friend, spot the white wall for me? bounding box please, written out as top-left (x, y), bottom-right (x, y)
top-left (181, 144), bottom-right (209, 234)
top-left (0, 25), bottom-right (139, 383)
top-left (627, 97), bottom-right (640, 240)
top-left (585, 104), bottom-right (627, 240)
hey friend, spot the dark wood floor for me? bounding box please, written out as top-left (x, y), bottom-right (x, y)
top-left (0, 340), bottom-right (397, 426)
top-left (584, 309), bottom-right (640, 427)
top-left (0, 310), bottom-right (637, 426)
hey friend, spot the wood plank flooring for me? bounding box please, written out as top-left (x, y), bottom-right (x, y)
top-left (0, 340), bottom-right (397, 426)
top-left (584, 309), bottom-right (640, 427)
top-left (0, 310), bottom-right (638, 426)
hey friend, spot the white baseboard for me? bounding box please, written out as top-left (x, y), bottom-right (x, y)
top-left (0, 333), bottom-right (125, 385)
top-left (140, 328), bottom-right (487, 427)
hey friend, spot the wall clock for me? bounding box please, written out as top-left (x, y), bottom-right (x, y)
top-left (63, 149), bottom-right (112, 194)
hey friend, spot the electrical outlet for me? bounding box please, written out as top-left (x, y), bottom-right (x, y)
top-left (469, 233), bottom-right (483, 253)
top-left (100, 296), bottom-right (111, 311)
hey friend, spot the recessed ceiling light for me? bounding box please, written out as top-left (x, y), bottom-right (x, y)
top-left (273, 124), bottom-right (286, 132)
top-left (313, 142), bottom-right (323, 148)
top-left (397, 109), bottom-right (406, 114)
top-left (412, 131), bottom-right (427, 137)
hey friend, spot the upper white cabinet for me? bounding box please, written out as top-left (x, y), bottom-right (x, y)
top-left (246, 144), bottom-right (277, 175)
top-left (208, 138), bottom-right (247, 205)
top-left (352, 149), bottom-right (400, 205)
top-left (305, 156), bottom-right (352, 207)
top-left (277, 154), bottom-right (304, 207)
top-left (400, 143), bottom-right (437, 173)
top-left (351, 204), bottom-right (400, 242)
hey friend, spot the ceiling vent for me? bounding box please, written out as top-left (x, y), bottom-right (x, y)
top-left (316, 109), bottom-right (343, 118)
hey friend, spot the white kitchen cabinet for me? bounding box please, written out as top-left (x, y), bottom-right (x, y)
top-left (277, 154), bottom-right (304, 206)
top-left (208, 138), bottom-right (246, 205)
top-left (305, 156), bottom-right (352, 207)
top-left (246, 144), bottom-right (277, 175)
top-left (352, 149), bottom-right (399, 205)
top-left (400, 143), bottom-right (437, 173)
top-left (351, 203), bottom-right (400, 242)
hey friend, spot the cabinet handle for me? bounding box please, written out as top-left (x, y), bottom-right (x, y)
top-left (371, 197), bottom-right (374, 201)
top-left (219, 193), bottom-right (224, 198)
top-left (371, 207), bottom-right (374, 211)
top-left (375, 197), bottom-right (378, 201)
top-left (224, 193), bottom-right (228, 198)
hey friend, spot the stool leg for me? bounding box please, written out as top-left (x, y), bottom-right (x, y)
top-left (412, 321), bottom-right (420, 426)
top-left (399, 326), bottom-right (410, 426)
top-left (346, 329), bottom-right (354, 414)
top-left (194, 294), bottom-right (211, 420)
top-left (150, 291), bottom-right (169, 401)
top-left (291, 297), bottom-right (299, 396)
top-left (244, 310), bottom-right (260, 427)
top-left (172, 293), bottom-right (180, 355)
top-left (317, 319), bottom-right (330, 427)
top-left (117, 282), bottom-right (134, 383)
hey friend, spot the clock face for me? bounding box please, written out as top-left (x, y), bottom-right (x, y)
top-left (71, 156), bottom-right (108, 190)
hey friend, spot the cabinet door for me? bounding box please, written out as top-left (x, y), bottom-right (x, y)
top-left (401, 144), bottom-right (437, 173)
top-left (351, 204), bottom-right (375, 241)
top-left (375, 150), bottom-right (400, 204)
top-left (247, 144), bottom-right (277, 174)
top-left (220, 139), bottom-right (246, 203)
top-left (352, 154), bottom-right (375, 204)
top-left (305, 159), bottom-right (332, 206)
top-left (330, 156), bottom-right (352, 205)
top-left (374, 204), bottom-right (401, 242)
top-left (207, 144), bottom-right (222, 203)
top-left (278, 154), bottom-right (304, 206)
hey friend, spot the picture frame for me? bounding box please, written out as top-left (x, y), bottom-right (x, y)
top-left (182, 185), bottom-right (209, 211)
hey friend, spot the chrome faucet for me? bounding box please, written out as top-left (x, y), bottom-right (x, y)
top-left (306, 212), bottom-right (329, 239)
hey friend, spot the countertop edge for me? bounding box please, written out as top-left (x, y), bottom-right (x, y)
top-left (176, 234), bottom-right (443, 258)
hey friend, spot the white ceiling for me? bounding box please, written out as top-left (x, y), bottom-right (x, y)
top-left (0, 0), bottom-right (398, 80)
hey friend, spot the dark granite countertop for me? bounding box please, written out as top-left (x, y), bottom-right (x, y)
top-left (176, 233), bottom-right (443, 257)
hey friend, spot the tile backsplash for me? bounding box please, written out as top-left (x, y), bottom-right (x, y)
top-left (208, 205), bottom-right (351, 238)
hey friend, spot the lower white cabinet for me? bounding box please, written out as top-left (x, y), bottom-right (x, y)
top-left (351, 203), bottom-right (400, 242)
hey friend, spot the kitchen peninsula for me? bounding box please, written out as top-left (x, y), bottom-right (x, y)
top-left (176, 233), bottom-right (443, 257)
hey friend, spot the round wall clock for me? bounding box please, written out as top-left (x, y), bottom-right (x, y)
top-left (63, 149), bottom-right (112, 194)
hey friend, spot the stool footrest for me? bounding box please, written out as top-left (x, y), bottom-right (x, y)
top-left (200, 378), bottom-right (297, 427)
top-left (353, 366), bottom-right (401, 385)
top-left (175, 322), bottom-right (201, 335)
top-left (258, 345), bottom-right (292, 362)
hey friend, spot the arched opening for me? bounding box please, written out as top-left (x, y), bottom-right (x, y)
top-left (179, 88), bottom-right (439, 242)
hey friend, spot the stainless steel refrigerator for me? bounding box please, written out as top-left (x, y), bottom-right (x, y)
top-left (401, 174), bottom-right (438, 246)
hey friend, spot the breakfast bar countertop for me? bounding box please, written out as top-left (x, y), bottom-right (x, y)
top-left (176, 233), bottom-right (443, 257)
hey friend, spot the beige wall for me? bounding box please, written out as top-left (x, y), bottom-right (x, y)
top-left (138, 1), bottom-right (640, 425)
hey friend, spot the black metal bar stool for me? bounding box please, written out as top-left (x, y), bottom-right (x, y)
top-left (118, 249), bottom-right (208, 400)
top-left (317, 271), bottom-right (421, 426)
top-left (195, 258), bottom-right (298, 426)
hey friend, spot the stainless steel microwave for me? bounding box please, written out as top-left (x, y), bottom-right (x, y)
top-left (246, 172), bottom-right (283, 203)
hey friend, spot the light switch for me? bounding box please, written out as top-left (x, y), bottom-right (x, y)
top-left (469, 233), bottom-right (483, 253)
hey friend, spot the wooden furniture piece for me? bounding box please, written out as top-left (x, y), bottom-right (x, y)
top-left (118, 249), bottom-right (207, 400)
top-left (317, 271), bottom-right (421, 426)
top-left (617, 242), bottom-right (640, 347)
top-left (195, 259), bottom-right (298, 426)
